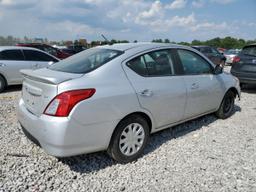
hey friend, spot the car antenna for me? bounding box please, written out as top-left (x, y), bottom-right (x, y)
top-left (101, 34), bottom-right (112, 45)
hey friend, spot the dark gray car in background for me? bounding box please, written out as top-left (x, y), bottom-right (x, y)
top-left (192, 46), bottom-right (226, 66)
top-left (231, 44), bottom-right (256, 86)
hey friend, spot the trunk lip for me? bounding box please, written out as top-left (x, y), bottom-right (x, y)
top-left (20, 69), bottom-right (83, 85)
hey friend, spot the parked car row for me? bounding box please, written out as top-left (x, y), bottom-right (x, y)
top-left (1, 42), bottom-right (255, 163)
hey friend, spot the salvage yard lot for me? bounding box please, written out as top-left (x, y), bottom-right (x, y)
top-left (1, 68), bottom-right (256, 191)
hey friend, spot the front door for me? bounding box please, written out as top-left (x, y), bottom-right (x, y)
top-left (176, 49), bottom-right (223, 119)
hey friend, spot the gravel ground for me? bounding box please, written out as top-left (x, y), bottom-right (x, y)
top-left (1, 73), bottom-right (256, 191)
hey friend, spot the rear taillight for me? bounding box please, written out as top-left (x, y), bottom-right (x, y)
top-left (232, 56), bottom-right (241, 63)
top-left (44, 89), bottom-right (96, 117)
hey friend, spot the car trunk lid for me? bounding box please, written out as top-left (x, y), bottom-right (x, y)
top-left (21, 68), bottom-right (83, 116)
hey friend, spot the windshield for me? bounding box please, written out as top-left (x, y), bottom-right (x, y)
top-left (242, 46), bottom-right (256, 57)
top-left (49, 48), bottom-right (123, 73)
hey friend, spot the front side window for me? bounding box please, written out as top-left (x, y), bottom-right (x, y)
top-left (23, 50), bottom-right (58, 62)
top-left (49, 48), bottom-right (123, 74)
top-left (127, 50), bottom-right (175, 76)
top-left (0, 50), bottom-right (24, 61)
top-left (177, 49), bottom-right (213, 75)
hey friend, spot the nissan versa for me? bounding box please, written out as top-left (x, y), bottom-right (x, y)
top-left (18, 43), bottom-right (241, 163)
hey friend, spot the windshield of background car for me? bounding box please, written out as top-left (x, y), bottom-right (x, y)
top-left (242, 46), bottom-right (256, 57)
top-left (49, 48), bottom-right (123, 73)
top-left (225, 49), bottom-right (240, 55)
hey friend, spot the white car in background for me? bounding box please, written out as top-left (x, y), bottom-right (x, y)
top-left (0, 46), bottom-right (59, 92)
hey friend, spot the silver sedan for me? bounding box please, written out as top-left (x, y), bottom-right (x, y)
top-left (18, 43), bottom-right (241, 163)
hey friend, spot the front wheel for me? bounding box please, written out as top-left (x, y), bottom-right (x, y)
top-left (215, 91), bottom-right (235, 119)
top-left (107, 115), bottom-right (150, 163)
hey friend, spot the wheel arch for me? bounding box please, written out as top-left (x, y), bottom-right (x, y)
top-left (0, 73), bottom-right (8, 86)
top-left (227, 87), bottom-right (240, 99)
top-left (108, 111), bottom-right (153, 148)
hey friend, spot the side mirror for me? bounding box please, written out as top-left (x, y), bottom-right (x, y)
top-left (214, 64), bottom-right (223, 75)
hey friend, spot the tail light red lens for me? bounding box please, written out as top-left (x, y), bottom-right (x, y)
top-left (232, 56), bottom-right (241, 63)
top-left (44, 89), bottom-right (96, 117)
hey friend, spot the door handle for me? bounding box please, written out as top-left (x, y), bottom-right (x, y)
top-left (191, 83), bottom-right (199, 89)
top-left (0, 63), bottom-right (6, 67)
top-left (138, 89), bottom-right (153, 97)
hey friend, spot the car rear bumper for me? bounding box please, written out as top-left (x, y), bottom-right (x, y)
top-left (231, 70), bottom-right (256, 84)
top-left (17, 99), bottom-right (117, 157)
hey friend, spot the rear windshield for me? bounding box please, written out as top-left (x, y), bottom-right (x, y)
top-left (242, 46), bottom-right (256, 57)
top-left (49, 48), bottom-right (123, 73)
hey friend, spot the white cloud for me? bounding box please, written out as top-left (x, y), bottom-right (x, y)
top-left (137, 0), bottom-right (162, 19)
top-left (0, 0), bottom-right (37, 6)
top-left (0, 0), bottom-right (252, 42)
top-left (135, 13), bottom-right (196, 31)
top-left (83, 0), bottom-right (104, 5)
top-left (191, 21), bottom-right (228, 32)
top-left (166, 0), bottom-right (187, 9)
top-left (192, 0), bottom-right (204, 8)
top-left (211, 0), bottom-right (234, 4)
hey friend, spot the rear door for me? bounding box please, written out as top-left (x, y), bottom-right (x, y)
top-left (23, 49), bottom-right (59, 69)
top-left (123, 49), bottom-right (187, 129)
top-left (0, 49), bottom-right (29, 84)
top-left (176, 49), bottom-right (223, 119)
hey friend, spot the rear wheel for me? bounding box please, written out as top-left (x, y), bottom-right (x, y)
top-left (0, 75), bottom-right (6, 93)
top-left (107, 115), bottom-right (149, 163)
top-left (215, 91), bottom-right (235, 119)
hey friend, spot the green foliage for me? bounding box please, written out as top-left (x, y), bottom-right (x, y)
top-left (191, 36), bottom-right (256, 48)
top-left (0, 35), bottom-right (255, 49)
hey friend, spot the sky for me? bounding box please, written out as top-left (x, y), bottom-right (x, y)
top-left (0, 0), bottom-right (255, 42)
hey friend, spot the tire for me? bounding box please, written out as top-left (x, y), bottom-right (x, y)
top-left (107, 115), bottom-right (150, 163)
top-left (215, 91), bottom-right (235, 119)
top-left (0, 75), bottom-right (6, 93)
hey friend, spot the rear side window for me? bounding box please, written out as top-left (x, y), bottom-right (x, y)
top-left (0, 50), bottom-right (24, 61)
top-left (49, 48), bottom-right (123, 73)
top-left (127, 50), bottom-right (175, 76)
top-left (242, 46), bottom-right (256, 57)
top-left (23, 50), bottom-right (58, 62)
top-left (177, 49), bottom-right (213, 75)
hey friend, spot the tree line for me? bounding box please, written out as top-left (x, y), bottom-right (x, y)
top-left (152, 37), bottom-right (256, 49)
top-left (0, 35), bottom-right (255, 49)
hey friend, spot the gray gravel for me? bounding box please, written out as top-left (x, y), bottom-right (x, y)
top-left (1, 81), bottom-right (256, 191)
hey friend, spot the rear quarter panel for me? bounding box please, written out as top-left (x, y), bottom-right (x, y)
top-left (57, 57), bottom-right (155, 147)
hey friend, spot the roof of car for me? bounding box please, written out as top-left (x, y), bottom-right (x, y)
top-left (192, 45), bottom-right (210, 48)
top-left (99, 42), bottom-right (186, 51)
top-left (244, 43), bottom-right (256, 48)
top-left (0, 46), bottom-right (43, 51)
